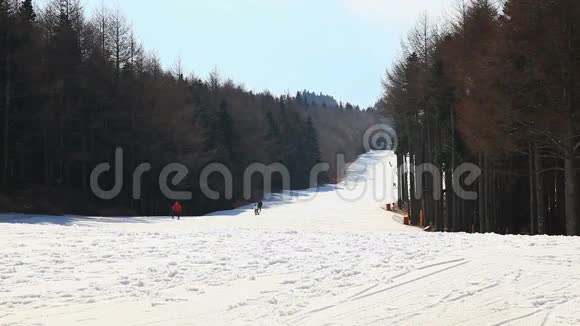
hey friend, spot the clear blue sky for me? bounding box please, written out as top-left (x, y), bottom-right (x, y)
top-left (78, 0), bottom-right (453, 108)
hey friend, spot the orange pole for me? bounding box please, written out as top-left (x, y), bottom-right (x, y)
top-left (420, 210), bottom-right (424, 227)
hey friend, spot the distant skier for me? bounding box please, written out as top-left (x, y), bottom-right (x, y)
top-left (258, 201), bottom-right (263, 214)
top-left (171, 201), bottom-right (183, 220)
top-left (254, 203), bottom-right (260, 216)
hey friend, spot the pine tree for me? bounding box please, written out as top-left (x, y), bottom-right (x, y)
top-left (215, 100), bottom-right (235, 161)
top-left (303, 116), bottom-right (325, 185)
top-left (0, 0), bottom-right (15, 185)
top-left (18, 0), bottom-right (35, 22)
top-left (264, 109), bottom-right (282, 162)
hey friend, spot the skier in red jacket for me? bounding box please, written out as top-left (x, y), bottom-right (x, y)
top-left (171, 201), bottom-right (183, 220)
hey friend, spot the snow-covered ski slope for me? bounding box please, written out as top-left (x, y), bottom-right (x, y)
top-left (1, 151), bottom-right (580, 326)
top-left (203, 150), bottom-right (410, 232)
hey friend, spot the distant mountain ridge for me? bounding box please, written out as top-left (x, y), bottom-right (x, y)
top-left (298, 90), bottom-right (339, 108)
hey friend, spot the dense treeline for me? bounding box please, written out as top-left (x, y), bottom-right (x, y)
top-left (382, 0), bottom-right (580, 235)
top-left (0, 0), bottom-right (377, 216)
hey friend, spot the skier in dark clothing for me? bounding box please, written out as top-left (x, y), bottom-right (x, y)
top-left (171, 201), bottom-right (183, 220)
top-left (254, 203), bottom-right (260, 216)
top-left (258, 201), bottom-right (263, 214)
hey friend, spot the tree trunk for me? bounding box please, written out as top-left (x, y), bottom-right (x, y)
top-left (451, 107), bottom-right (457, 231)
top-left (562, 0), bottom-right (578, 236)
top-left (43, 127), bottom-right (50, 184)
top-left (409, 153), bottom-right (417, 223)
top-left (397, 153), bottom-right (404, 209)
top-left (534, 144), bottom-right (546, 234)
top-left (479, 154), bottom-right (485, 233)
top-left (564, 157), bottom-right (577, 235)
top-left (445, 170), bottom-right (452, 231)
top-left (2, 37), bottom-right (10, 185)
top-left (528, 143), bottom-right (536, 235)
top-left (484, 157), bottom-right (490, 233)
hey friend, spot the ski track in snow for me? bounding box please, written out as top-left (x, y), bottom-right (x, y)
top-left (1, 151), bottom-right (580, 325)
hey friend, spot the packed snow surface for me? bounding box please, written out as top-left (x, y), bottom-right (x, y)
top-left (1, 151), bottom-right (580, 325)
